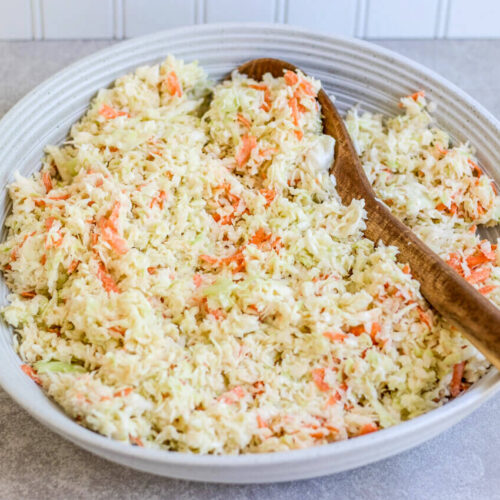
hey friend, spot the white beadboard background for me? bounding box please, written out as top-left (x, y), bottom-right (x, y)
top-left (1, 0), bottom-right (500, 40)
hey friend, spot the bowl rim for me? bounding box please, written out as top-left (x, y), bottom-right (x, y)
top-left (0, 22), bottom-right (499, 468)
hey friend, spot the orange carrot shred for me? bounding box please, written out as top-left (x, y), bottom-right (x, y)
top-left (99, 104), bottom-right (129, 120)
top-left (259, 188), bottom-right (276, 206)
top-left (299, 79), bottom-right (316, 96)
top-left (193, 274), bottom-right (203, 287)
top-left (68, 260), bottom-right (80, 274)
top-left (114, 387), bottom-right (133, 398)
top-left (129, 435), bottom-right (144, 447)
top-left (97, 262), bottom-right (119, 293)
top-left (249, 228), bottom-right (272, 246)
top-left (165, 71), bottom-right (182, 97)
top-left (236, 113), bottom-right (251, 129)
top-left (349, 325), bottom-right (365, 336)
top-left (21, 291), bottom-right (36, 298)
top-left (359, 423), bottom-right (378, 435)
top-left (468, 158), bottom-right (482, 177)
top-left (21, 364), bottom-right (41, 385)
top-left (323, 331), bottom-right (346, 342)
top-left (288, 97), bottom-right (300, 127)
top-left (98, 218), bottom-right (128, 255)
top-left (42, 171), bottom-right (52, 193)
top-left (450, 361), bottom-right (465, 397)
top-left (312, 368), bottom-right (330, 392)
top-left (467, 266), bottom-right (491, 284)
top-left (417, 306), bottom-right (432, 329)
top-left (370, 322), bottom-right (381, 341)
top-left (257, 415), bottom-right (267, 428)
top-left (199, 254), bottom-right (219, 265)
top-left (284, 70), bottom-right (298, 86)
top-left (479, 284), bottom-right (497, 295)
top-left (235, 135), bottom-right (257, 167)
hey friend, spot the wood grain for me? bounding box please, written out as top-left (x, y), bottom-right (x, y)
top-left (237, 58), bottom-right (500, 369)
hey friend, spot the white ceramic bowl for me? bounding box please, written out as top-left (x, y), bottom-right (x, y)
top-left (0, 24), bottom-right (499, 484)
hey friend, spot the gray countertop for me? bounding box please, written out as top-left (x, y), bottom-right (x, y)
top-left (0, 39), bottom-right (499, 500)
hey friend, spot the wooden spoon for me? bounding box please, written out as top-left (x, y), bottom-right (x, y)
top-left (236, 58), bottom-right (500, 370)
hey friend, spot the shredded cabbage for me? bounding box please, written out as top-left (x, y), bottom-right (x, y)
top-left (0, 56), bottom-right (496, 454)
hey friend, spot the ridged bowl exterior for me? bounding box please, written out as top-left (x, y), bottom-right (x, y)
top-left (0, 24), bottom-right (498, 483)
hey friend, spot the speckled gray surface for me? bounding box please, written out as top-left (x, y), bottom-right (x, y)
top-left (0, 39), bottom-right (499, 500)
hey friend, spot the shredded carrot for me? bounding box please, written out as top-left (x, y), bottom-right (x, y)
top-left (450, 361), bottom-right (465, 397)
top-left (417, 306), bottom-right (432, 329)
top-left (466, 253), bottom-right (493, 269)
top-left (288, 97), bottom-right (300, 127)
top-left (199, 254), bottom-right (219, 265)
top-left (235, 135), bottom-right (257, 167)
top-left (323, 331), bottom-right (346, 342)
top-left (299, 79), bottom-right (316, 96)
top-left (270, 236), bottom-right (283, 254)
top-left (469, 225), bottom-right (477, 233)
top-left (99, 104), bottom-right (129, 119)
top-left (108, 201), bottom-right (121, 231)
top-left (467, 266), bottom-right (491, 284)
top-left (435, 144), bottom-right (448, 156)
top-left (98, 217), bottom-right (128, 255)
top-left (312, 368), bottom-right (330, 392)
top-left (21, 364), bottom-right (42, 385)
top-left (150, 190), bottom-right (167, 210)
top-left (446, 252), bottom-right (464, 275)
top-left (293, 129), bottom-right (303, 141)
top-left (325, 392), bottom-right (341, 407)
top-left (147, 266), bottom-right (157, 275)
top-left (359, 423), bottom-right (378, 435)
top-left (218, 386), bottom-right (244, 403)
top-left (21, 291), bottom-right (36, 298)
top-left (48, 193), bottom-right (70, 201)
top-left (249, 84), bottom-right (271, 111)
top-left (193, 274), bottom-right (203, 287)
top-left (410, 90), bottom-right (425, 100)
top-left (259, 188), bottom-right (276, 206)
top-left (479, 284), bottom-right (497, 295)
top-left (165, 71), bottom-right (182, 97)
top-left (42, 171), bottom-right (52, 193)
top-left (468, 158), bottom-right (482, 177)
top-left (284, 70), bottom-right (298, 86)
top-left (259, 148), bottom-right (279, 158)
top-left (236, 113), bottom-right (251, 129)
top-left (129, 435), bottom-right (144, 447)
top-left (40, 254), bottom-right (47, 265)
top-left (349, 325), bottom-right (365, 336)
top-left (97, 262), bottom-right (119, 293)
top-left (208, 308), bottom-right (226, 320)
top-left (402, 264), bottom-right (410, 274)
top-left (45, 217), bottom-right (55, 231)
top-left (221, 249), bottom-right (246, 273)
top-left (370, 322), bottom-right (381, 341)
top-left (257, 415), bottom-right (267, 428)
top-left (436, 202), bottom-right (457, 214)
top-left (114, 387), bottom-right (133, 398)
top-left (68, 259), bottom-right (80, 274)
top-left (109, 326), bottom-right (126, 336)
top-left (249, 228), bottom-right (272, 246)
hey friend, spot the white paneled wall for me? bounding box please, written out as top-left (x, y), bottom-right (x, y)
top-left (0, 0), bottom-right (499, 40)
